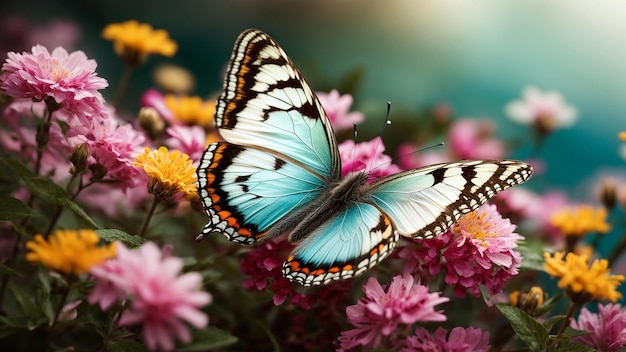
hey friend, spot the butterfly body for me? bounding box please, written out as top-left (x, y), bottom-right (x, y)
top-left (197, 29), bottom-right (533, 286)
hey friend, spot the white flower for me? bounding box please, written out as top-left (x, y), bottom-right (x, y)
top-left (505, 86), bottom-right (577, 132)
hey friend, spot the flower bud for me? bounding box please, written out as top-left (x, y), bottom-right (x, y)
top-left (153, 63), bottom-right (195, 94)
top-left (138, 107), bottom-right (165, 139)
top-left (70, 143), bottom-right (89, 174)
top-left (599, 178), bottom-right (617, 211)
top-left (510, 286), bottom-right (545, 316)
top-left (89, 163), bottom-right (108, 182)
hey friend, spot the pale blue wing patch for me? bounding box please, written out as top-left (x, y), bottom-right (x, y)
top-left (197, 142), bottom-right (327, 244)
top-left (365, 160), bottom-right (533, 239)
top-left (216, 29), bottom-right (340, 180)
top-left (283, 202), bottom-right (399, 286)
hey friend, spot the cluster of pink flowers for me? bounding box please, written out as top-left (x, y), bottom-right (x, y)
top-left (338, 136), bottom-right (402, 181)
top-left (0, 45), bottom-right (152, 213)
top-left (398, 204), bottom-right (523, 297)
top-left (403, 326), bottom-right (491, 352)
top-left (89, 242), bottom-right (212, 351)
top-left (317, 89), bottom-right (364, 131)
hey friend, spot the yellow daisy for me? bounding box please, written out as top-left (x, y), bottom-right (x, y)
top-left (26, 230), bottom-right (116, 275)
top-left (550, 205), bottom-right (610, 237)
top-left (134, 146), bottom-right (197, 200)
top-left (544, 251), bottom-right (624, 303)
top-left (164, 94), bottom-right (215, 127)
top-left (102, 20), bottom-right (177, 66)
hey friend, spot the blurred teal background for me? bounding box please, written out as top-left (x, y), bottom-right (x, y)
top-left (3, 0), bottom-right (626, 196)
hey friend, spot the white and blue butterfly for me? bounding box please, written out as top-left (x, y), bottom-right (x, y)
top-left (196, 29), bottom-right (533, 286)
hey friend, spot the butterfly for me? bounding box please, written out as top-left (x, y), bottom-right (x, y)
top-left (196, 29), bottom-right (533, 286)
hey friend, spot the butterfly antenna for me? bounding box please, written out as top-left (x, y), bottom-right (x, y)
top-left (368, 101), bottom-right (392, 172)
top-left (351, 123), bottom-right (358, 173)
top-left (369, 142), bottom-right (446, 175)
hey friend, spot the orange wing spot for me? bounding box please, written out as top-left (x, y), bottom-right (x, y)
top-left (378, 244), bottom-right (386, 251)
top-left (370, 247), bottom-right (379, 256)
top-left (210, 193), bottom-right (220, 204)
top-left (343, 264), bottom-right (353, 271)
top-left (288, 261), bottom-right (300, 270)
top-left (310, 269), bottom-right (325, 276)
top-left (217, 210), bottom-right (231, 219)
top-left (328, 267), bottom-right (340, 274)
top-left (239, 228), bottom-right (254, 237)
top-left (301, 268), bottom-right (310, 275)
top-left (226, 217), bottom-right (238, 227)
top-left (207, 173), bottom-right (215, 183)
top-left (384, 217), bottom-right (391, 226)
top-left (254, 231), bottom-right (267, 239)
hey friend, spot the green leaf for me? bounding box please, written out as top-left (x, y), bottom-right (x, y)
top-left (97, 229), bottom-right (146, 248)
top-left (543, 314), bottom-right (566, 331)
top-left (59, 198), bottom-right (98, 229)
top-left (177, 326), bottom-right (238, 351)
top-left (0, 195), bottom-right (37, 220)
top-left (517, 245), bottom-right (545, 272)
top-left (0, 263), bottom-right (23, 277)
top-left (8, 283), bottom-right (41, 327)
top-left (496, 304), bottom-right (548, 352)
top-left (0, 158), bottom-right (97, 228)
top-left (108, 339), bottom-right (148, 352)
top-left (560, 326), bottom-right (592, 339)
top-left (535, 293), bottom-right (564, 317)
top-left (551, 340), bottom-right (596, 352)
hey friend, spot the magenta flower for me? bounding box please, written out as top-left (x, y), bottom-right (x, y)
top-left (336, 274), bottom-right (449, 351)
top-left (338, 137), bottom-right (402, 182)
top-left (0, 45), bottom-right (108, 123)
top-left (164, 125), bottom-right (206, 163)
top-left (505, 86), bottom-right (577, 133)
top-left (89, 242), bottom-right (212, 351)
top-left (448, 118), bottom-right (504, 160)
top-left (317, 89), bottom-right (364, 131)
top-left (571, 303), bottom-right (626, 352)
top-left (71, 114), bottom-right (147, 190)
top-left (399, 204), bottom-right (523, 297)
top-left (140, 88), bottom-right (175, 123)
top-left (403, 326), bottom-right (491, 352)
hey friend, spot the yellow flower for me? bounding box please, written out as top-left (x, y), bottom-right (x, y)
top-left (164, 95), bottom-right (215, 127)
top-left (102, 20), bottom-right (177, 66)
top-left (544, 252), bottom-right (624, 303)
top-left (550, 205), bottom-right (610, 237)
top-left (619, 131), bottom-right (626, 141)
top-left (134, 146), bottom-right (197, 200)
top-left (26, 230), bottom-right (116, 275)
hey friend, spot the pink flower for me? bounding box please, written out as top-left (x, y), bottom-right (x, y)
top-left (0, 45), bottom-right (108, 123)
top-left (399, 204), bottom-right (523, 297)
top-left (403, 326), bottom-right (491, 352)
top-left (89, 242), bottom-right (212, 351)
top-left (338, 137), bottom-right (402, 182)
top-left (140, 88), bottom-right (175, 124)
top-left (571, 303), bottom-right (626, 352)
top-left (164, 125), bottom-right (206, 163)
top-left (317, 89), bottom-right (364, 131)
top-left (336, 274), bottom-right (449, 351)
top-left (449, 118), bottom-right (504, 160)
top-left (505, 86), bottom-right (577, 132)
top-left (72, 114), bottom-right (147, 190)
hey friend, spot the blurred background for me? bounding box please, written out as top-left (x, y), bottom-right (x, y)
top-left (3, 0), bottom-right (625, 195)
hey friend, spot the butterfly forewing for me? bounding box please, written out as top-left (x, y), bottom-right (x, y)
top-left (215, 29), bottom-right (341, 180)
top-left (365, 160), bottom-right (533, 239)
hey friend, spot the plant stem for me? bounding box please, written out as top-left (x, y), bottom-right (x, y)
top-left (45, 276), bottom-right (73, 351)
top-left (548, 302), bottom-right (577, 349)
top-left (138, 197), bottom-right (160, 238)
top-left (112, 64), bottom-right (134, 110)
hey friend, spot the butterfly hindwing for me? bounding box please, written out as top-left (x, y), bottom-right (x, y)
top-left (364, 160), bottom-right (533, 239)
top-left (215, 29), bottom-right (341, 180)
top-left (197, 142), bottom-right (327, 244)
top-left (283, 202), bottom-right (399, 286)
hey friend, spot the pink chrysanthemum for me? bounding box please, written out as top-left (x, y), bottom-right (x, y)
top-left (398, 204), bottom-right (523, 297)
top-left (164, 125), bottom-right (206, 163)
top-left (89, 242), bottom-right (212, 351)
top-left (448, 118), bottom-right (504, 160)
top-left (71, 114), bottom-right (147, 190)
top-left (317, 89), bottom-right (364, 131)
top-left (403, 326), bottom-right (491, 352)
top-left (0, 45), bottom-right (108, 123)
top-left (338, 137), bottom-right (402, 182)
top-left (336, 274), bottom-right (449, 351)
top-left (570, 303), bottom-right (626, 352)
